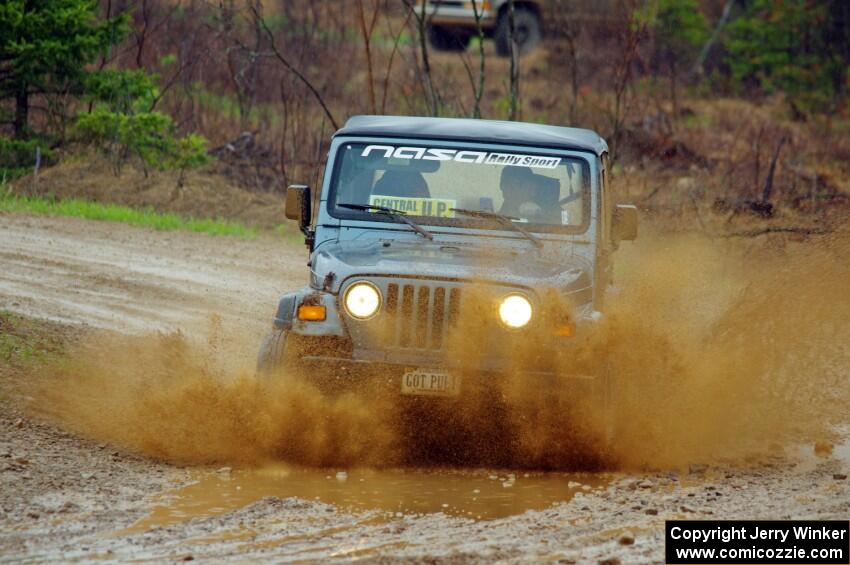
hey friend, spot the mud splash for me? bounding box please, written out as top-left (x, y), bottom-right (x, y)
top-left (599, 230), bottom-right (850, 468)
top-left (29, 329), bottom-right (399, 466)
top-left (26, 229), bottom-right (850, 470)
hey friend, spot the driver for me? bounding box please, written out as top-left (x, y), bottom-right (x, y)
top-left (498, 166), bottom-right (541, 219)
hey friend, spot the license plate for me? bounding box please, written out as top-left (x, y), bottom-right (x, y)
top-left (401, 369), bottom-right (460, 397)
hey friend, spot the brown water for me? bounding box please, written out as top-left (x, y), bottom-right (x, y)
top-left (121, 433), bottom-right (850, 535)
top-left (126, 465), bottom-right (613, 532)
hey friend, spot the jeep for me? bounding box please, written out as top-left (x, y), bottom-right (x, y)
top-left (424, 0), bottom-right (542, 56)
top-left (258, 115), bottom-right (636, 411)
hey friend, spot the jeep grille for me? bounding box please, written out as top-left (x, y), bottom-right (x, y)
top-left (384, 282), bottom-right (461, 350)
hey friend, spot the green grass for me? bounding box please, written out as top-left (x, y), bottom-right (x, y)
top-left (0, 311), bottom-right (63, 367)
top-left (0, 192), bottom-right (259, 238)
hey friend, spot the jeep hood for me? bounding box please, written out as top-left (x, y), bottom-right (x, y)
top-left (311, 239), bottom-right (593, 295)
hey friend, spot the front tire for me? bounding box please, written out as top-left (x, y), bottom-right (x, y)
top-left (427, 25), bottom-right (472, 52)
top-left (494, 7), bottom-right (541, 57)
top-left (257, 328), bottom-right (295, 376)
top-left (597, 359), bottom-right (619, 458)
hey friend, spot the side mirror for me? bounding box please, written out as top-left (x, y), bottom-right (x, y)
top-left (285, 184), bottom-right (311, 233)
top-left (612, 204), bottom-right (638, 243)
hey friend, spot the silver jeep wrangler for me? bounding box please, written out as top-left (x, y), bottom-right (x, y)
top-left (258, 116), bottom-right (636, 406)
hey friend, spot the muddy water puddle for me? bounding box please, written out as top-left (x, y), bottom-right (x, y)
top-left (127, 465), bottom-right (613, 532)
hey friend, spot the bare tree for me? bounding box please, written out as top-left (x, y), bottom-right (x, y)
top-left (507, 0), bottom-right (520, 121)
top-left (223, 0), bottom-right (267, 131)
top-left (404, 0), bottom-right (439, 116)
top-left (761, 135), bottom-right (788, 205)
top-left (355, 0), bottom-right (381, 114)
top-left (751, 123), bottom-right (765, 191)
top-left (693, 0), bottom-right (736, 76)
top-left (562, 18), bottom-right (581, 124)
top-left (279, 77), bottom-right (291, 189)
top-left (461, 0), bottom-right (487, 118)
top-left (253, 5), bottom-right (339, 129)
top-left (380, 7), bottom-right (412, 113)
top-left (150, 39), bottom-right (206, 112)
top-left (134, 0), bottom-right (152, 68)
top-left (608, 1), bottom-right (646, 163)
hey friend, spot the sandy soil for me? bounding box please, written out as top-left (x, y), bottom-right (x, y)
top-left (1, 213), bottom-right (848, 563)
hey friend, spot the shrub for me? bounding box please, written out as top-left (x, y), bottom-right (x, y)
top-left (75, 109), bottom-right (211, 180)
top-left (75, 70), bottom-right (212, 181)
top-left (0, 137), bottom-right (55, 180)
top-left (725, 0), bottom-right (847, 116)
top-left (170, 134), bottom-right (212, 187)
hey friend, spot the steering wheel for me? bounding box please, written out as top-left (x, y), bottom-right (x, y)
top-left (558, 190), bottom-right (581, 206)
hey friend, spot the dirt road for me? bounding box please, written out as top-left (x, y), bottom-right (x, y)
top-left (2, 405), bottom-right (847, 563)
top-left (0, 213), bottom-right (304, 336)
top-left (1, 213), bottom-right (849, 563)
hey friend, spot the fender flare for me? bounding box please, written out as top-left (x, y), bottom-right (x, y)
top-left (273, 287), bottom-right (347, 337)
top-left (273, 290), bottom-right (305, 330)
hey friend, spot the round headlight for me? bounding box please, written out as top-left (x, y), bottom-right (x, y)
top-left (344, 282), bottom-right (381, 320)
top-left (499, 293), bottom-right (533, 329)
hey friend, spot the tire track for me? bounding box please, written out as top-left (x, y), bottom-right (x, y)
top-left (0, 213), bottom-right (306, 336)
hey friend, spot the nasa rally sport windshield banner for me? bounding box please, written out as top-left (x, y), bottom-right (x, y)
top-left (360, 144), bottom-right (563, 169)
top-left (665, 520), bottom-right (850, 564)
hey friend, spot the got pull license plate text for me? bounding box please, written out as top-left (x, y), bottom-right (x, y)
top-left (401, 369), bottom-right (460, 397)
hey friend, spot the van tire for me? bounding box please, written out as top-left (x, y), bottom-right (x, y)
top-left (427, 25), bottom-right (472, 52)
top-left (494, 7), bottom-right (541, 57)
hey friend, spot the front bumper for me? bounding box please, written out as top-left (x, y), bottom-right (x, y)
top-left (288, 325), bottom-right (600, 387)
top-left (332, 334), bottom-right (590, 373)
top-left (292, 352), bottom-right (600, 405)
top-left (300, 353), bottom-right (599, 381)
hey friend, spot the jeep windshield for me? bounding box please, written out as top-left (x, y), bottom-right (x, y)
top-left (328, 142), bottom-right (591, 234)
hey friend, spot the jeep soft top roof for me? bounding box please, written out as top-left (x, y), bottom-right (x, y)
top-left (334, 115), bottom-right (608, 156)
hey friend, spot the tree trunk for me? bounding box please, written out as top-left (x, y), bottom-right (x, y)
top-left (507, 0), bottom-right (520, 121)
top-left (692, 0), bottom-right (736, 76)
top-left (670, 59), bottom-right (678, 118)
top-left (14, 87), bottom-right (29, 140)
top-left (471, 0), bottom-right (485, 119)
top-left (761, 136), bottom-right (788, 204)
top-left (565, 30), bottom-right (579, 124)
top-left (417, 0), bottom-right (438, 116)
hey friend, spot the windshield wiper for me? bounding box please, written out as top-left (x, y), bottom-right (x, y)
top-left (338, 203), bottom-right (434, 241)
top-left (451, 208), bottom-right (543, 249)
